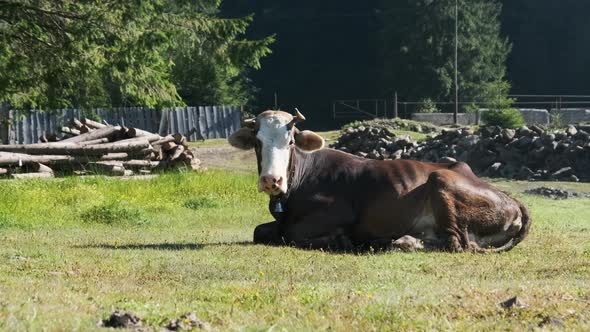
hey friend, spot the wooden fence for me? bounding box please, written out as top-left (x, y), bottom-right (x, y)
top-left (0, 105), bottom-right (241, 144)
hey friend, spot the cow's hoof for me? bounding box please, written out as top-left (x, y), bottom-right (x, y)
top-left (253, 222), bottom-right (280, 245)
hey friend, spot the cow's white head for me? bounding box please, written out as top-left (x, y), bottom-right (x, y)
top-left (228, 110), bottom-right (325, 196)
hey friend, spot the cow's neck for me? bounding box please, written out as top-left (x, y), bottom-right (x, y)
top-left (269, 146), bottom-right (315, 220)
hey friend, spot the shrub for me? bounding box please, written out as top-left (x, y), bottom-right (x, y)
top-left (481, 108), bottom-right (525, 128)
top-left (416, 98), bottom-right (439, 113)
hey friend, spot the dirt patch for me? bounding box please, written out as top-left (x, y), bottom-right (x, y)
top-left (191, 146), bottom-right (256, 173)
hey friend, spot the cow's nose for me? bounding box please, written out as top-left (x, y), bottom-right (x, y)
top-left (260, 175), bottom-right (284, 193)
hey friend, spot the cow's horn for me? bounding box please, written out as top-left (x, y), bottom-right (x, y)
top-left (243, 118), bottom-right (256, 128)
top-left (293, 108), bottom-right (306, 123)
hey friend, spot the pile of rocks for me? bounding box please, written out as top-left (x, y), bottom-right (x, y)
top-left (343, 118), bottom-right (440, 134)
top-left (524, 187), bottom-right (588, 199)
top-left (332, 122), bottom-right (590, 182)
top-left (332, 125), bottom-right (418, 160)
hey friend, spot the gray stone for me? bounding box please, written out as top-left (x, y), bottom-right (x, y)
top-left (541, 133), bottom-right (555, 144)
top-left (568, 174), bottom-right (580, 182)
top-left (438, 156), bottom-right (457, 163)
top-left (518, 126), bottom-right (533, 137)
top-left (486, 162), bottom-right (503, 174)
top-left (391, 149), bottom-right (403, 160)
top-left (574, 130), bottom-right (590, 141)
top-left (566, 125), bottom-right (578, 136)
top-left (554, 132), bottom-right (567, 141)
top-left (551, 167), bottom-right (574, 179)
top-left (501, 128), bottom-right (516, 142)
top-left (530, 124), bottom-right (545, 135)
top-left (459, 134), bottom-right (479, 147)
top-left (517, 166), bottom-right (535, 180)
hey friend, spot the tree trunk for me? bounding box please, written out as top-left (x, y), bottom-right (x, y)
top-left (0, 140), bottom-right (150, 155)
top-left (78, 137), bottom-right (110, 146)
top-left (82, 118), bottom-right (107, 129)
top-left (86, 162), bottom-right (127, 176)
top-left (152, 135), bottom-right (175, 146)
top-left (32, 162), bottom-right (54, 174)
top-left (59, 126), bottom-right (122, 144)
top-left (61, 127), bottom-right (81, 136)
top-left (161, 141), bottom-right (177, 151)
top-left (100, 153), bottom-right (129, 161)
top-left (0, 151), bottom-right (75, 165)
top-left (173, 133), bottom-right (188, 147)
top-left (170, 145), bottom-right (185, 161)
top-left (71, 118), bottom-right (84, 130)
top-left (124, 127), bottom-right (159, 138)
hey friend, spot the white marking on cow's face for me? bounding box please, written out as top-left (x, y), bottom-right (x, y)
top-left (256, 114), bottom-right (292, 195)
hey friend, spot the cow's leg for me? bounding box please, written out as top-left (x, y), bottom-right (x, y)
top-left (282, 211), bottom-right (356, 251)
top-left (425, 168), bottom-right (528, 252)
top-left (426, 170), bottom-right (474, 252)
top-left (253, 221), bottom-right (283, 245)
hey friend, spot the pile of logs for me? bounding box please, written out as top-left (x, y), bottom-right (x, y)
top-left (0, 118), bottom-right (200, 179)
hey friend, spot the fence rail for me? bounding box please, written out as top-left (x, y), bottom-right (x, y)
top-left (0, 105), bottom-right (241, 144)
top-left (332, 94), bottom-right (590, 123)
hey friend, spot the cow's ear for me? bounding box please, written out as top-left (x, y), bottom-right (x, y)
top-left (294, 128), bottom-right (325, 151)
top-left (229, 128), bottom-right (256, 150)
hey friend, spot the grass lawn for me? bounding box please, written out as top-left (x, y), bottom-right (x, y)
top-left (0, 156), bottom-right (589, 330)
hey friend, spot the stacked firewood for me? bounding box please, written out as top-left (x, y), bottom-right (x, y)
top-left (0, 118), bottom-right (200, 179)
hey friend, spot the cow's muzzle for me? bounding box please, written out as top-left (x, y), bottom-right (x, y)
top-left (259, 175), bottom-right (286, 195)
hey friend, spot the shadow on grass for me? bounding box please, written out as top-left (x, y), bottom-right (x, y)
top-left (76, 241), bottom-right (254, 251)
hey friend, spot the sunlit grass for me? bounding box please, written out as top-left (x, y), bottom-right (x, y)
top-left (0, 172), bottom-right (588, 331)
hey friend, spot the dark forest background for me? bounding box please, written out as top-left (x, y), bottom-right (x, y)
top-left (2, 1), bottom-right (589, 130)
top-left (222, 0), bottom-right (590, 129)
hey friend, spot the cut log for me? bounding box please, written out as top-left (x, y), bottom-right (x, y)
top-left (78, 137), bottom-right (110, 146)
top-left (0, 151), bottom-right (75, 165)
top-left (81, 118), bottom-right (107, 129)
top-left (173, 133), bottom-right (188, 147)
top-left (11, 172), bottom-right (54, 179)
top-left (61, 127), bottom-right (81, 136)
top-left (79, 125), bottom-right (92, 134)
top-left (71, 119), bottom-right (84, 130)
top-left (0, 167), bottom-right (7, 175)
top-left (170, 145), bottom-right (185, 161)
top-left (122, 160), bottom-right (161, 169)
top-left (40, 132), bottom-right (59, 143)
top-left (86, 162), bottom-right (127, 176)
top-left (100, 153), bottom-right (129, 161)
top-left (59, 126), bottom-right (122, 144)
top-left (110, 134), bottom-right (161, 145)
top-left (125, 127), bottom-right (159, 138)
top-left (0, 140), bottom-right (150, 155)
top-left (161, 141), bottom-right (177, 152)
top-left (154, 146), bottom-right (164, 161)
top-left (152, 135), bottom-right (175, 146)
top-left (32, 162), bottom-right (54, 174)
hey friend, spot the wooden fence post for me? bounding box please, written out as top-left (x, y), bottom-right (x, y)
top-left (0, 103), bottom-right (9, 144)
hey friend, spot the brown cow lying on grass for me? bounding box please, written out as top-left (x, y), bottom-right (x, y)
top-left (228, 110), bottom-right (531, 252)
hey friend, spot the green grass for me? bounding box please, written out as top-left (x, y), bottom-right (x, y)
top-left (0, 172), bottom-right (589, 331)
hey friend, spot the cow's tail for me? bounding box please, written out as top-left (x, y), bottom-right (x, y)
top-left (474, 199), bottom-right (532, 254)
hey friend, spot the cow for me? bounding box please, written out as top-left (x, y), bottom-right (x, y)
top-left (228, 110), bottom-right (531, 252)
